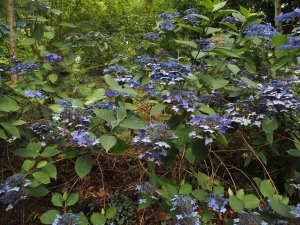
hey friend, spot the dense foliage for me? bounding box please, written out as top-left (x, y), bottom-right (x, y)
top-left (1, 0), bottom-right (300, 224)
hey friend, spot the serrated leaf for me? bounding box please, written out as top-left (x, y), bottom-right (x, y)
top-left (1, 122), bottom-right (20, 138)
top-left (211, 79), bottom-right (229, 90)
top-left (99, 135), bottom-right (117, 151)
top-left (229, 195), bottom-right (244, 213)
top-left (269, 198), bottom-right (291, 218)
top-left (75, 154), bottom-right (93, 178)
top-left (40, 210), bottom-right (59, 224)
top-left (51, 193), bottom-right (64, 207)
top-left (175, 40), bottom-right (198, 49)
top-left (179, 183), bottom-right (192, 195)
top-left (105, 207), bottom-right (117, 219)
top-left (22, 159), bottom-right (35, 172)
top-left (48, 74), bottom-right (58, 83)
top-left (150, 103), bottom-right (165, 115)
top-left (242, 194), bottom-right (260, 209)
top-left (90, 213), bottom-right (106, 225)
top-left (66, 192), bottom-right (79, 206)
top-left (119, 117), bottom-right (146, 129)
top-left (41, 164), bottom-right (57, 179)
top-left (33, 171), bottom-right (50, 184)
top-left (259, 180), bottom-right (275, 197)
top-left (0, 96), bottom-right (19, 112)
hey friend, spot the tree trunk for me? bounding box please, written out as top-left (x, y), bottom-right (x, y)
top-left (274, 0), bottom-right (282, 31)
top-left (7, 0), bottom-right (18, 84)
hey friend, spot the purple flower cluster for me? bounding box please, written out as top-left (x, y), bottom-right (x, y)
top-left (206, 194), bottom-right (228, 213)
top-left (133, 124), bottom-right (176, 164)
top-left (43, 53), bottom-right (62, 63)
top-left (146, 60), bottom-right (192, 85)
top-left (24, 90), bottom-right (45, 99)
top-left (52, 99), bottom-right (99, 147)
top-left (143, 33), bottom-right (160, 41)
top-left (69, 130), bottom-right (99, 147)
top-left (170, 195), bottom-right (200, 225)
top-left (256, 79), bottom-right (300, 113)
top-left (244, 24), bottom-right (280, 39)
top-left (162, 90), bottom-right (203, 112)
top-left (11, 62), bottom-right (39, 73)
top-left (158, 12), bottom-right (180, 20)
top-left (187, 115), bottom-right (231, 145)
top-left (196, 38), bottom-right (215, 51)
top-left (30, 120), bottom-right (58, 141)
top-left (0, 175), bottom-right (31, 211)
top-left (136, 55), bottom-right (157, 66)
top-left (290, 204), bottom-right (300, 219)
top-left (135, 182), bottom-right (158, 204)
top-left (103, 64), bottom-right (127, 75)
top-left (52, 213), bottom-right (80, 225)
top-left (233, 212), bottom-right (268, 225)
top-left (159, 21), bottom-right (174, 31)
top-left (224, 99), bottom-right (265, 127)
top-left (221, 16), bottom-right (242, 25)
top-left (184, 8), bottom-right (199, 15)
top-left (275, 8), bottom-right (300, 23)
top-left (183, 15), bottom-right (200, 26)
top-left (280, 36), bottom-right (300, 50)
top-left (116, 75), bottom-right (142, 88)
top-left (105, 89), bottom-right (130, 97)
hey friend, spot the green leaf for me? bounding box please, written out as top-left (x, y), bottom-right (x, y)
top-left (242, 194), bottom-right (260, 209)
top-left (104, 75), bottom-right (120, 89)
top-left (40, 210), bottom-right (59, 224)
top-left (0, 96), bottom-right (19, 112)
top-left (193, 14), bottom-right (210, 21)
top-left (262, 118), bottom-right (278, 134)
top-left (32, 171), bottom-right (50, 184)
top-left (240, 77), bottom-right (259, 88)
top-left (213, 1), bottom-right (227, 12)
top-left (41, 163), bottom-right (57, 179)
top-left (1, 122), bottom-right (20, 138)
top-left (197, 172), bottom-right (211, 190)
top-left (66, 192), bottom-right (79, 206)
top-left (94, 109), bottom-right (116, 122)
top-left (229, 196), bottom-right (244, 213)
top-left (20, 38), bottom-right (35, 45)
top-left (30, 185), bottom-right (49, 197)
top-left (105, 207), bottom-right (117, 219)
top-left (175, 40), bottom-right (198, 49)
top-left (192, 189), bottom-right (208, 201)
top-left (90, 213), bottom-right (106, 225)
top-left (227, 64), bottom-right (240, 74)
top-left (191, 51), bottom-right (206, 59)
top-left (41, 146), bottom-right (60, 157)
top-left (77, 213), bottom-right (89, 225)
top-left (150, 103), bottom-right (165, 116)
top-left (117, 104), bottom-right (127, 122)
top-left (22, 159), bottom-right (35, 172)
top-left (259, 180), bottom-right (275, 197)
top-left (37, 161), bottom-right (48, 168)
top-left (48, 74), bottom-right (58, 83)
top-left (272, 55), bottom-right (291, 70)
top-left (179, 183), bottom-right (192, 195)
top-left (51, 193), bottom-right (64, 207)
top-left (199, 105), bottom-right (216, 114)
top-left (211, 48), bottom-right (240, 58)
top-left (245, 61), bottom-right (257, 73)
top-left (191, 139), bottom-right (208, 161)
top-left (75, 154), bottom-right (93, 178)
top-left (119, 117), bottom-right (146, 129)
top-left (287, 149), bottom-right (300, 157)
top-left (99, 135), bottom-right (117, 151)
top-left (202, 0), bottom-right (214, 10)
top-left (269, 198), bottom-right (291, 218)
top-left (211, 79), bottom-right (229, 90)
top-left (59, 22), bottom-right (77, 28)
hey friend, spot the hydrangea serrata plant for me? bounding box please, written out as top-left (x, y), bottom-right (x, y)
top-left (187, 115), bottom-right (231, 145)
top-left (132, 124), bottom-right (177, 164)
top-left (0, 175), bottom-right (31, 211)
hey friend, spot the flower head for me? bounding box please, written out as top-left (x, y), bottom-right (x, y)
top-left (24, 90), bottom-right (45, 99)
top-left (159, 21), bottom-right (174, 31)
top-left (105, 90), bottom-right (130, 98)
top-left (275, 8), bottom-right (300, 23)
top-left (206, 194), bottom-right (228, 213)
top-left (43, 53), bottom-right (62, 63)
top-left (52, 213), bottom-right (80, 225)
top-left (183, 15), bottom-right (199, 26)
top-left (280, 36), bottom-right (300, 50)
top-left (244, 24), bottom-right (280, 39)
top-left (158, 12), bottom-right (180, 20)
top-left (11, 62), bottom-right (39, 73)
top-left (221, 16), bottom-right (242, 25)
top-left (290, 204), bottom-right (300, 219)
top-left (184, 8), bottom-right (199, 15)
top-left (0, 175), bottom-right (31, 211)
top-left (171, 195), bottom-right (200, 225)
top-left (69, 130), bottom-right (99, 147)
top-left (143, 33), bottom-right (160, 41)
